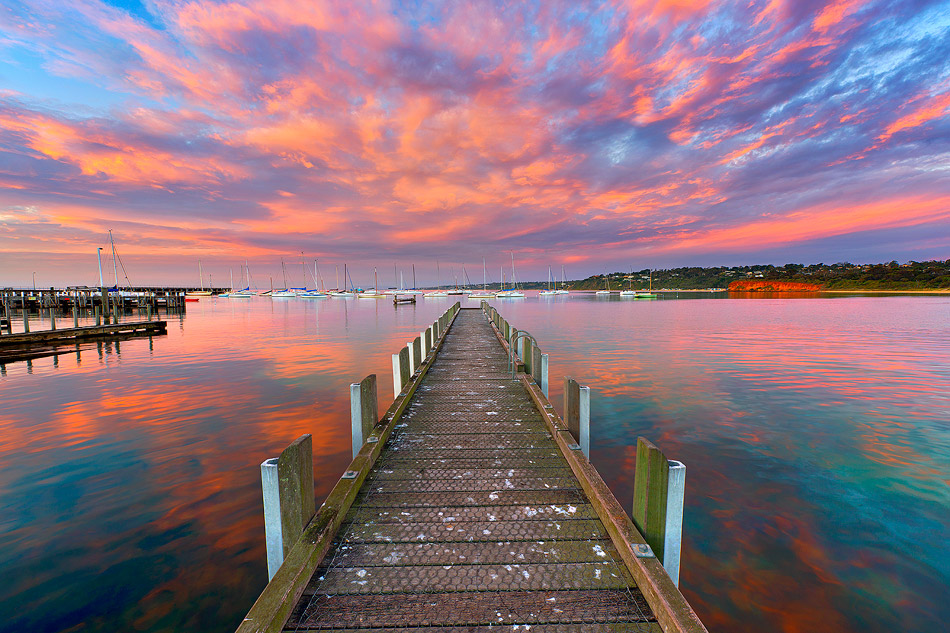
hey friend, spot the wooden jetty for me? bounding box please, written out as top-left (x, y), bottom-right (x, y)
top-left (239, 304), bottom-right (706, 632)
top-left (0, 321), bottom-right (167, 363)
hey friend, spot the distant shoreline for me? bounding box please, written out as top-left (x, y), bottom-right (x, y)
top-left (820, 289), bottom-right (950, 294)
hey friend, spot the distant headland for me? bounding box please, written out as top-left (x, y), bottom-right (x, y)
top-left (567, 260), bottom-right (950, 292)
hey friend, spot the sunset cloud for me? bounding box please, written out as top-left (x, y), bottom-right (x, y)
top-left (1, 0), bottom-right (948, 285)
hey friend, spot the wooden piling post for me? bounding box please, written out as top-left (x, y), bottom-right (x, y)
top-left (350, 374), bottom-right (378, 458)
top-left (523, 338), bottom-right (533, 373)
top-left (564, 377), bottom-right (581, 443)
top-left (410, 336), bottom-right (422, 374)
top-left (261, 434), bottom-right (315, 580)
top-left (73, 306), bottom-right (79, 328)
top-left (531, 344), bottom-right (542, 386)
top-left (423, 328), bottom-right (432, 353)
top-left (632, 437), bottom-right (686, 586)
top-left (49, 308), bottom-right (56, 330)
top-left (22, 309), bottom-right (29, 333)
top-left (392, 346), bottom-right (410, 396)
top-left (100, 287), bottom-right (109, 322)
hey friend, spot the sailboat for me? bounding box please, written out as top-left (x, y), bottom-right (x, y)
top-left (595, 271), bottom-right (612, 295)
top-left (272, 259), bottom-right (297, 297)
top-left (301, 260), bottom-right (329, 298)
top-left (539, 266), bottom-right (556, 296)
top-left (330, 264), bottom-right (356, 296)
top-left (426, 261), bottom-right (448, 297)
top-left (620, 267), bottom-right (637, 296)
top-left (469, 258), bottom-right (496, 299)
top-left (636, 269), bottom-right (657, 299)
top-left (496, 253), bottom-right (525, 298)
top-left (186, 260), bottom-right (213, 297)
top-left (359, 268), bottom-right (385, 298)
top-left (227, 264), bottom-right (253, 298)
top-left (554, 265), bottom-right (569, 294)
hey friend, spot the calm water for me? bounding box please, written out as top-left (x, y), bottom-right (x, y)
top-left (1, 294), bottom-right (948, 632)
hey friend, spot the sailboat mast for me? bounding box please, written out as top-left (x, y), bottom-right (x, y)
top-left (281, 258), bottom-right (287, 289)
top-left (482, 257), bottom-right (487, 291)
top-left (198, 260), bottom-right (204, 291)
top-left (109, 229), bottom-right (118, 288)
top-left (374, 267), bottom-right (378, 293)
top-left (97, 247), bottom-right (104, 287)
top-left (412, 264), bottom-right (416, 290)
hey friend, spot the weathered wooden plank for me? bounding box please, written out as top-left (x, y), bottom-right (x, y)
top-left (287, 590), bottom-right (655, 629)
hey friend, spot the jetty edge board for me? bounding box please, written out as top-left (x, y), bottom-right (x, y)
top-left (236, 305), bottom-right (461, 633)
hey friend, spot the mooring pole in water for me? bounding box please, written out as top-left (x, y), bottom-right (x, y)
top-left (22, 309), bottom-right (29, 333)
top-left (632, 437), bottom-right (686, 587)
top-left (260, 434), bottom-right (315, 581)
top-left (350, 375), bottom-right (378, 458)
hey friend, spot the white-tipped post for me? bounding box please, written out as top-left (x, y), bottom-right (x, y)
top-left (392, 352), bottom-right (402, 397)
top-left (350, 383), bottom-right (363, 458)
top-left (579, 386), bottom-right (590, 459)
top-left (260, 457), bottom-right (282, 579)
top-left (540, 353), bottom-right (549, 397)
top-left (664, 460), bottom-right (686, 587)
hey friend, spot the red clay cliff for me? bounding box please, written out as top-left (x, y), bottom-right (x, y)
top-left (728, 280), bottom-right (823, 292)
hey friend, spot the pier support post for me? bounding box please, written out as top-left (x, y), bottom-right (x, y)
top-left (350, 374), bottom-right (378, 458)
top-left (73, 307), bottom-right (79, 328)
top-left (409, 336), bottom-right (422, 374)
top-left (531, 344), bottom-right (542, 386)
top-left (22, 310), bottom-right (29, 333)
top-left (632, 437), bottom-right (686, 587)
top-left (564, 377), bottom-right (579, 441)
top-left (579, 386), bottom-right (590, 459)
top-left (261, 434), bottom-right (315, 580)
top-left (564, 377), bottom-right (591, 458)
top-left (392, 346), bottom-right (410, 396)
top-left (423, 328), bottom-right (432, 353)
top-left (540, 353), bottom-right (549, 397)
top-left (50, 309), bottom-right (55, 331)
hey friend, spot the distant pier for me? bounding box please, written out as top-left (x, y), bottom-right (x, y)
top-left (0, 286), bottom-right (183, 365)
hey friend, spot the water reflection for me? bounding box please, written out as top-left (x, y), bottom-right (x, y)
top-left (0, 294), bottom-right (948, 633)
